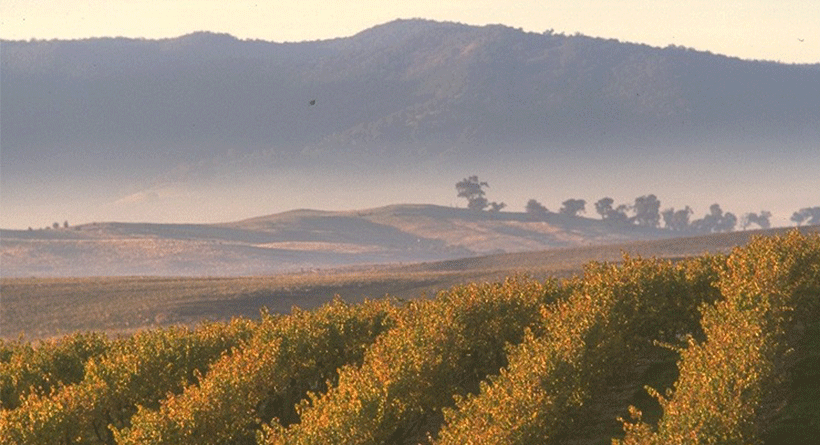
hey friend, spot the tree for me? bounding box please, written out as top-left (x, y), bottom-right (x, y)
top-left (791, 207), bottom-right (820, 226)
top-left (691, 204), bottom-right (737, 233)
top-left (595, 197), bottom-right (614, 219)
top-left (662, 206), bottom-right (693, 232)
top-left (469, 197), bottom-right (489, 211)
top-left (488, 202), bottom-right (506, 213)
top-left (595, 197), bottom-right (629, 224)
top-left (63, 220), bottom-right (69, 229)
top-left (525, 199), bottom-right (548, 217)
top-left (52, 222), bottom-right (60, 229)
top-left (559, 199), bottom-right (586, 217)
top-left (632, 194), bottom-right (661, 227)
top-left (456, 175), bottom-right (489, 211)
top-left (717, 211), bottom-right (738, 232)
top-left (740, 211), bottom-right (772, 230)
top-left (456, 176), bottom-right (504, 212)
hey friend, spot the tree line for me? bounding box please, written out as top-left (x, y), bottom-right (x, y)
top-left (456, 175), bottom-right (820, 233)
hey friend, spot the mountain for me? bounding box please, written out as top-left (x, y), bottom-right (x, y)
top-left (0, 204), bottom-right (677, 277)
top-left (3, 21), bottom-right (818, 167)
top-left (2, 19), bottom-right (818, 228)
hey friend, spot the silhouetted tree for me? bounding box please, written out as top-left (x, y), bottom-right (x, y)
top-left (740, 211), bottom-right (772, 230)
top-left (52, 222), bottom-right (60, 229)
top-left (469, 197), bottom-right (489, 211)
top-left (525, 199), bottom-right (548, 217)
top-left (63, 220), bottom-right (69, 229)
top-left (691, 205), bottom-right (719, 232)
top-left (691, 204), bottom-right (737, 233)
top-left (791, 207), bottom-right (820, 226)
top-left (632, 194), bottom-right (661, 227)
top-left (595, 197), bottom-right (614, 219)
top-left (488, 202), bottom-right (506, 213)
top-left (662, 206), bottom-right (693, 232)
top-left (559, 199), bottom-right (586, 217)
top-left (456, 175), bottom-right (489, 211)
top-left (595, 197), bottom-right (629, 224)
top-left (719, 211), bottom-right (738, 232)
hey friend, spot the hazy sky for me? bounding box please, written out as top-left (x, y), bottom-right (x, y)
top-left (1, 0), bottom-right (818, 64)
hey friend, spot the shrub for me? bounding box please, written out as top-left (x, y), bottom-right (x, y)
top-left (618, 230), bottom-right (820, 445)
top-left (115, 299), bottom-right (395, 445)
top-left (260, 277), bottom-right (565, 445)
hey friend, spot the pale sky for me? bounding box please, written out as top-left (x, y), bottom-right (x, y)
top-left (1, 0), bottom-right (818, 64)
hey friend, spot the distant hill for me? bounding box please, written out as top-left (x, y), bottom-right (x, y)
top-left (0, 204), bottom-right (679, 277)
top-left (3, 20), bottom-right (819, 185)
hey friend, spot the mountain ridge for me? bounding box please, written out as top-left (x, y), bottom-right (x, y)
top-left (4, 19), bottom-right (818, 164)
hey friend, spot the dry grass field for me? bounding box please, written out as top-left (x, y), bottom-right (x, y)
top-left (2, 226), bottom-right (817, 340)
top-left (0, 204), bottom-right (677, 277)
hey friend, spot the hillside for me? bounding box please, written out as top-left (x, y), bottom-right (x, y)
top-left (0, 204), bottom-right (676, 277)
top-left (3, 20), bottom-right (818, 166)
top-left (2, 19), bottom-right (818, 228)
top-left (400, 224), bottom-right (820, 274)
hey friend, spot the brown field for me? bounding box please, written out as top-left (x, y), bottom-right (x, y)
top-left (2, 226), bottom-right (816, 340)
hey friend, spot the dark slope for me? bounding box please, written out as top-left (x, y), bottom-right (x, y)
top-left (3, 19), bottom-right (818, 178)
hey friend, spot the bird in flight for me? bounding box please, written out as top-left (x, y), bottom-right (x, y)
top-left (797, 38), bottom-right (804, 42)
top-left (309, 99), bottom-right (316, 106)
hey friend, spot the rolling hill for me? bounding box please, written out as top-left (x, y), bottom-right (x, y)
top-left (1, 204), bottom-right (678, 277)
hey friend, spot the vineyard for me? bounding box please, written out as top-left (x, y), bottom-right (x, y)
top-left (2, 231), bottom-right (818, 444)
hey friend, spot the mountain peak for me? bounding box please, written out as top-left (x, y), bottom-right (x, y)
top-left (160, 31), bottom-right (241, 50)
top-left (174, 31), bottom-right (238, 41)
top-left (356, 18), bottom-right (467, 34)
top-left (345, 18), bottom-right (478, 47)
